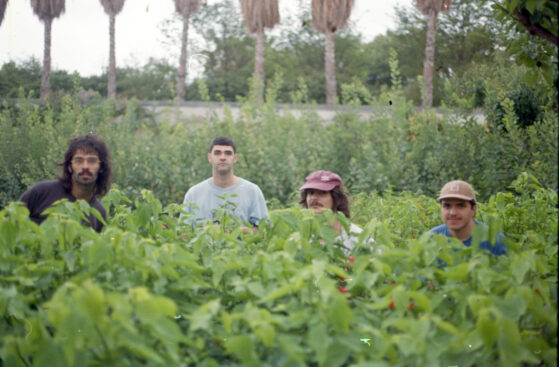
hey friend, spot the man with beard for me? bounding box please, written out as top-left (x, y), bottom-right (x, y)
top-left (180, 136), bottom-right (268, 229)
top-left (299, 170), bottom-right (374, 255)
top-left (430, 180), bottom-right (506, 255)
top-left (19, 134), bottom-right (113, 232)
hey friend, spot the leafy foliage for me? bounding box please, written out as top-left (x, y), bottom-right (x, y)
top-left (0, 173), bottom-right (556, 365)
top-left (0, 80), bottom-right (557, 209)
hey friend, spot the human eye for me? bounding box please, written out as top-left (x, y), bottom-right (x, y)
top-left (224, 151), bottom-right (233, 156)
top-left (87, 157), bottom-right (100, 164)
top-left (73, 157), bottom-right (84, 164)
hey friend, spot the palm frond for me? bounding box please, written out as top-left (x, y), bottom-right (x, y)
top-left (174, 0), bottom-right (200, 18)
top-left (0, 0), bottom-right (8, 26)
top-left (416, 0), bottom-right (452, 16)
top-left (240, 0), bottom-right (279, 34)
top-left (99, 0), bottom-right (126, 15)
top-left (311, 0), bottom-right (354, 34)
top-left (31, 0), bottom-right (65, 21)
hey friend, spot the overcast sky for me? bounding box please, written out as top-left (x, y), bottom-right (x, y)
top-left (0, 0), bottom-right (410, 78)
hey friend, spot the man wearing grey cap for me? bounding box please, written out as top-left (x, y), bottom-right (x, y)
top-left (299, 170), bottom-right (374, 255)
top-left (430, 180), bottom-right (506, 255)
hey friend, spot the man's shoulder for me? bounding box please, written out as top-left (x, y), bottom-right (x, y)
top-left (185, 178), bottom-right (212, 195)
top-left (30, 179), bottom-right (65, 192)
top-left (237, 178), bottom-right (264, 192)
top-left (430, 224), bottom-right (450, 235)
top-left (20, 180), bottom-right (67, 200)
top-left (349, 222), bottom-right (363, 234)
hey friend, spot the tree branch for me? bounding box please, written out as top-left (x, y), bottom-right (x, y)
top-left (513, 8), bottom-right (558, 46)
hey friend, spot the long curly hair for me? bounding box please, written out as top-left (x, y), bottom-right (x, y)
top-left (299, 185), bottom-right (351, 218)
top-left (57, 134), bottom-right (113, 197)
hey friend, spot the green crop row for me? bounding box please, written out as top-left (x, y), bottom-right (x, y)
top-left (0, 87), bottom-right (557, 209)
top-left (0, 172), bottom-right (556, 366)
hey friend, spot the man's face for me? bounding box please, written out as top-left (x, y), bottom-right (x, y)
top-left (441, 198), bottom-right (476, 232)
top-left (69, 149), bottom-right (101, 187)
top-left (306, 189), bottom-right (334, 214)
top-left (208, 145), bottom-right (237, 175)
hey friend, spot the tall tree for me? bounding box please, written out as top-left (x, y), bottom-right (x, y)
top-left (0, 0), bottom-right (8, 27)
top-left (100, 0), bottom-right (126, 99)
top-left (31, 0), bottom-right (65, 101)
top-left (416, 0), bottom-right (451, 108)
top-left (174, 0), bottom-right (200, 101)
top-left (239, 0), bottom-right (280, 102)
top-left (311, 0), bottom-right (354, 105)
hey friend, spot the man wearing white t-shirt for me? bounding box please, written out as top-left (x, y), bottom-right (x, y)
top-left (180, 137), bottom-right (268, 229)
top-left (299, 170), bottom-right (373, 255)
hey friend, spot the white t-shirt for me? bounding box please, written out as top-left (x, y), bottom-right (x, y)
top-left (337, 222), bottom-right (376, 256)
top-left (180, 178), bottom-right (268, 227)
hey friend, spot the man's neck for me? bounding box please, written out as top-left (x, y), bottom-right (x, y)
top-left (71, 183), bottom-right (95, 202)
top-left (212, 172), bottom-right (239, 188)
top-left (449, 220), bottom-right (476, 242)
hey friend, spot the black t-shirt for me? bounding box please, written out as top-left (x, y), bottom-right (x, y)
top-left (18, 180), bottom-right (107, 232)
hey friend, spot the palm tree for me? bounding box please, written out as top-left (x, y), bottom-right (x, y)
top-left (416, 0), bottom-right (451, 109)
top-left (100, 0), bottom-right (126, 99)
top-left (0, 0), bottom-right (8, 27)
top-left (174, 0), bottom-right (200, 101)
top-left (240, 0), bottom-right (279, 102)
top-left (311, 0), bottom-right (354, 105)
top-left (31, 0), bottom-right (65, 101)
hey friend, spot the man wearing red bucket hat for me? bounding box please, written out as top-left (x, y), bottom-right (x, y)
top-left (299, 170), bottom-right (373, 255)
top-left (430, 180), bottom-right (506, 255)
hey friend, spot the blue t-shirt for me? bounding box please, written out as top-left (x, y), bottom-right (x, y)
top-left (180, 178), bottom-right (268, 227)
top-left (429, 221), bottom-right (507, 255)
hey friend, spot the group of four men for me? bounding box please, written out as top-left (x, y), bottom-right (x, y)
top-left (19, 134), bottom-right (506, 255)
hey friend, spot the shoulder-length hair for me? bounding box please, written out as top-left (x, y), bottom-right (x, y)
top-left (299, 185), bottom-right (351, 218)
top-left (57, 134), bottom-right (113, 197)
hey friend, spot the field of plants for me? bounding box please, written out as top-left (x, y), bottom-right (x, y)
top-left (0, 171), bottom-right (556, 366)
top-left (0, 79), bottom-right (558, 365)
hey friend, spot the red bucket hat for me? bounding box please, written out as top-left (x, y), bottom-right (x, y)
top-left (299, 170), bottom-right (343, 191)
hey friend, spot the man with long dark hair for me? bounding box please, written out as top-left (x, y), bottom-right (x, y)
top-left (19, 134), bottom-right (113, 232)
top-left (299, 170), bottom-right (373, 255)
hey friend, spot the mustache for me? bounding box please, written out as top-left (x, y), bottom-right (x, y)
top-left (79, 170), bottom-right (92, 176)
top-left (309, 201), bottom-right (323, 207)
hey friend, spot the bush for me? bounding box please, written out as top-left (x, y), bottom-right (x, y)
top-left (0, 84), bottom-right (557, 209)
top-left (0, 173), bottom-right (556, 365)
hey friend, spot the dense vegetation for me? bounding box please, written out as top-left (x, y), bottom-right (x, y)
top-left (0, 171), bottom-right (556, 365)
top-left (0, 70), bottom-right (557, 209)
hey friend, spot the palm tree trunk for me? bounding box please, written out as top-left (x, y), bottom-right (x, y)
top-left (41, 17), bottom-right (52, 101)
top-left (108, 12), bottom-right (116, 99)
top-left (253, 29), bottom-right (265, 103)
top-left (324, 29), bottom-right (336, 105)
top-left (176, 13), bottom-right (190, 101)
top-left (422, 8), bottom-right (437, 109)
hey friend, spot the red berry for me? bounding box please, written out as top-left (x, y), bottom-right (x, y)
top-left (389, 299), bottom-right (394, 310)
top-left (346, 266), bottom-right (351, 271)
top-left (338, 285), bottom-right (349, 294)
top-left (408, 302), bottom-right (415, 309)
top-left (386, 281), bottom-right (395, 286)
top-left (535, 288), bottom-right (541, 295)
top-left (349, 256), bottom-right (355, 263)
top-left (339, 275), bottom-right (345, 281)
